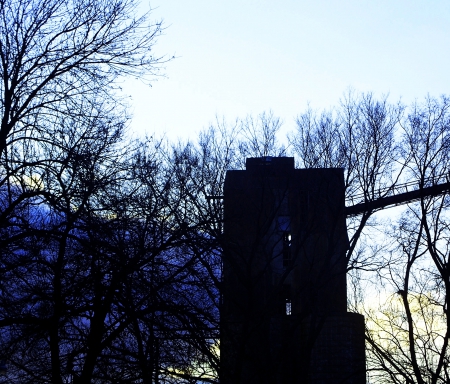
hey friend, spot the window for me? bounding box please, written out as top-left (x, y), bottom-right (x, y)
top-left (285, 299), bottom-right (292, 316)
top-left (282, 284), bottom-right (292, 315)
top-left (283, 232), bottom-right (292, 267)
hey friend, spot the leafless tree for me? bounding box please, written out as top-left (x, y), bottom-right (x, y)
top-left (363, 96), bottom-right (450, 384)
top-left (0, 0), bottom-right (165, 240)
top-left (0, 0), bottom-right (164, 156)
top-left (291, 91), bottom-right (405, 271)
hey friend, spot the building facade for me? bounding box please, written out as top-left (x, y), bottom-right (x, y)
top-left (221, 157), bottom-right (365, 384)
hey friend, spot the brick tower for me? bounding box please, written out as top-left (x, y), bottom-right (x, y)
top-left (220, 157), bottom-right (365, 384)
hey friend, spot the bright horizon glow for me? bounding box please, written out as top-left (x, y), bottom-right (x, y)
top-left (122, 0), bottom-right (450, 142)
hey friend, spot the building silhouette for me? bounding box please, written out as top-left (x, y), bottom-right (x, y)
top-left (220, 157), bottom-right (365, 384)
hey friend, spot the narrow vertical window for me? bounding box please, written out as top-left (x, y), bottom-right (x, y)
top-left (282, 284), bottom-right (292, 315)
top-left (286, 299), bottom-right (292, 316)
top-left (283, 232), bottom-right (292, 267)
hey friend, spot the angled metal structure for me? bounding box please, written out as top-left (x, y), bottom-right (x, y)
top-left (346, 178), bottom-right (450, 217)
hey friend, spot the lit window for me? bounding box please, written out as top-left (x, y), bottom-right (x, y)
top-left (283, 232), bottom-right (292, 267)
top-left (286, 300), bottom-right (292, 316)
top-left (282, 284), bottom-right (292, 315)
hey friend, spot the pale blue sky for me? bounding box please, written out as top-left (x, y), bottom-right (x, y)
top-left (123, 0), bottom-right (450, 140)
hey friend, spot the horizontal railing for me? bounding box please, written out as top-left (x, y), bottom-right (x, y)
top-left (345, 174), bottom-right (450, 217)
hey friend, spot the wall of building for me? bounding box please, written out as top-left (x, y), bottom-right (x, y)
top-left (220, 157), bottom-right (365, 384)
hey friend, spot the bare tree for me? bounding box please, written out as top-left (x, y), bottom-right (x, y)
top-left (239, 111), bottom-right (285, 158)
top-left (0, 97), bottom-right (133, 382)
top-left (363, 96), bottom-right (450, 384)
top-left (291, 91), bottom-right (405, 271)
top-left (0, 1), bottom-right (170, 381)
top-left (0, 0), bottom-right (165, 250)
top-left (0, 0), bottom-right (164, 156)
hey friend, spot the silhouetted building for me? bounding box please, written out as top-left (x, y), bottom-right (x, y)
top-left (221, 157), bottom-right (365, 384)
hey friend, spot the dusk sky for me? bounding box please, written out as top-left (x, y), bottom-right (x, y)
top-left (122, 0), bottom-right (450, 141)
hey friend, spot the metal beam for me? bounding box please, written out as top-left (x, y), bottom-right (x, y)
top-left (345, 181), bottom-right (450, 217)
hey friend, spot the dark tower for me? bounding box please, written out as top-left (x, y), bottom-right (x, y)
top-left (221, 157), bottom-right (365, 384)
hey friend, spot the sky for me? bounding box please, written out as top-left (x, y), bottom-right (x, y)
top-left (122, 0), bottom-right (450, 141)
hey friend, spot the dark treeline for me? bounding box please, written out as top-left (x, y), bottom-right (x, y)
top-left (1, 0), bottom-right (450, 383)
